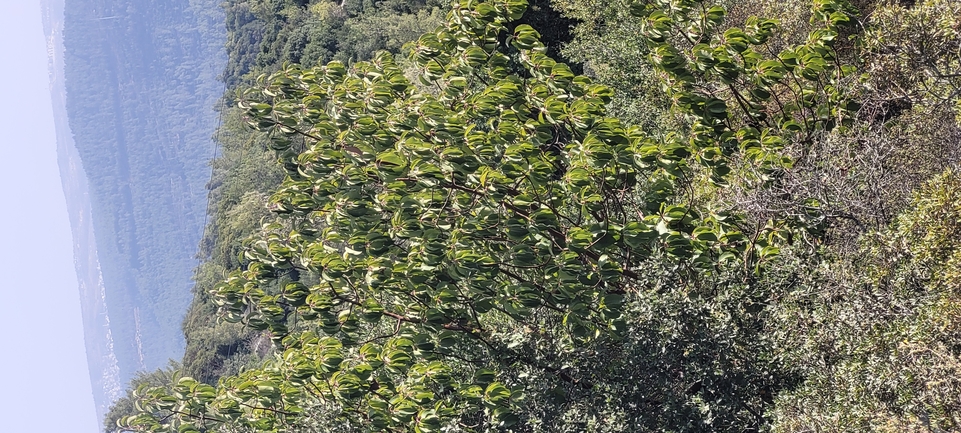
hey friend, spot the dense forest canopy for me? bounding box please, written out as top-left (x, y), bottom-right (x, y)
top-left (105, 0), bottom-right (961, 431)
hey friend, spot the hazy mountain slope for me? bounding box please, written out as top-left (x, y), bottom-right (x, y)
top-left (56, 0), bottom-right (225, 420)
top-left (42, 0), bottom-right (122, 426)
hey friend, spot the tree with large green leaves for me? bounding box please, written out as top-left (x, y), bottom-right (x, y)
top-left (120, 0), bottom-right (857, 431)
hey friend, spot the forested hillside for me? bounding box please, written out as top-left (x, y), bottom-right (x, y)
top-left (60, 0), bottom-right (226, 414)
top-left (108, 0), bottom-right (961, 431)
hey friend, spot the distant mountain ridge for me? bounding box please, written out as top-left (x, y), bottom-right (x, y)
top-left (44, 0), bottom-right (225, 427)
top-left (41, 0), bottom-right (123, 425)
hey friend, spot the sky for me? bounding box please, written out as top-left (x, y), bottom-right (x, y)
top-left (0, 1), bottom-right (100, 432)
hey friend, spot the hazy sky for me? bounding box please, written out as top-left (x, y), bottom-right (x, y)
top-left (0, 1), bottom-right (100, 432)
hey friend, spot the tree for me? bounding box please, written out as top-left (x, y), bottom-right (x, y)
top-left (120, 0), bottom-right (856, 431)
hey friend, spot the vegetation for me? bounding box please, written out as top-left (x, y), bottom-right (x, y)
top-left (102, 0), bottom-right (961, 431)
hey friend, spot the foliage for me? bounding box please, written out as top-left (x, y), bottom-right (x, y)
top-left (179, 106), bottom-right (285, 385)
top-left (98, 0), bottom-right (961, 431)
top-left (222, 0), bottom-right (449, 89)
top-left (551, 0), bottom-right (676, 130)
top-left (105, 363), bottom-right (184, 433)
top-left (862, 0), bottom-right (961, 117)
top-left (559, 0), bottom-right (866, 236)
top-left (116, 0), bottom-right (869, 431)
top-left (220, 0), bottom-right (577, 90)
top-left (770, 170), bottom-right (961, 432)
top-left (179, 0), bottom-right (454, 394)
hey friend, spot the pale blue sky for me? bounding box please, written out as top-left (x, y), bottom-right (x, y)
top-left (0, 1), bottom-right (99, 432)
